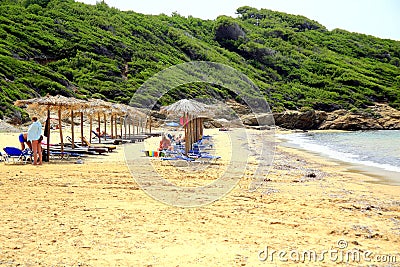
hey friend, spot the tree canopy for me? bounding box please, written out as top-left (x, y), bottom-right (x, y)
top-left (0, 1), bottom-right (399, 120)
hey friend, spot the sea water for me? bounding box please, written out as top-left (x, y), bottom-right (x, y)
top-left (278, 130), bottom-right (400, 185)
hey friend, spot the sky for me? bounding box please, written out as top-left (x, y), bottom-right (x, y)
top-left (78, 0), bottom-right (400, 41)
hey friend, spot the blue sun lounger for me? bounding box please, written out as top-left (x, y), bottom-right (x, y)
top-left (2, 147), bottom-right (33, 164)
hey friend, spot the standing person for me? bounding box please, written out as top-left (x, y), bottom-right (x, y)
top-left (27, 116), bottom-right (42, 165)
top-left (18, 132), bottom-right (32, 151)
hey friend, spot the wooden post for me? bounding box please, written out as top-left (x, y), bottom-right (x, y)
top-left (149, 114), bottom-right (152, 134)
top-left (89, 116), bottom-right (93, 141)
top-left (71, 110), bottom-right (75, 149)
top-left (124, 116), bottom-right (127, 140)
top-left (195, 118), bottom-right (198, 141)
top-left (58, 108), bottom-right (64, 158)
top-left (190, 115), bottom-right (194, 151)
top-left (110, 115), bottom-right (114, 139)
top-left (120, 116), bottom-right (123, 139)
top-left (97, 113), bottom-right (101, 144)
top-left (114, 115), bottom-right (118, 138)
top-left (103, 114), bottom-right (107, 141)
top-left (46, 108), bottom-right (50, 162)
top-left (80, 112), bottom-right (84, 146)
top-left (200, 118), bottom-right (204, 138)
top-left (184, 113), bottom-right (189, 155)
top-left (128, 118), bottom-right (131, 139)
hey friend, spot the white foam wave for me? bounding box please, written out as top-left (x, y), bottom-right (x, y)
top-left (278, 133), bottom-right (400, 173)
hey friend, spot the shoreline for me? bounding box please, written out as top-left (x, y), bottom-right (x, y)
top-left (276, 130), bottom-right (400, 186)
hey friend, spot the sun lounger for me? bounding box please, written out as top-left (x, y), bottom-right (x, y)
top-left (46, 146), bottom-right (97, 155)
top-left (2, 147), bottom-right (33, 164)
top-left (65, 137), bottom-right (108, 154)
top-left (91, 132), bottom-right (133, 145)
top-left (43, 150), bottom-right (85, 160)
top-left (188, 143), bottom-right (220, 163)
top-left (81, 137), bottom-right (116, 152)
top-left (124, 135), bottom-right (148, 142)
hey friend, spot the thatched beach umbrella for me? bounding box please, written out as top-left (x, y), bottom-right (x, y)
top-left (125, 105), bottom-right (146, 138)
top-left (15, 95), bottom-right (87, 160)
top-left (86, 99), bottom-right (114, 143)
top-left (112, 104), bottom-right (146, 139)
top-left (160, 99), bottom-right (209, 154)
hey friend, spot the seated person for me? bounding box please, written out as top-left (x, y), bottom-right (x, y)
top-left (175, 134), bottom-right (184, 145)
top-left (19, 132), bottom-right (32, 150)
top-left (95, 127), bottom-right (107, 137)
top-left (159, 134), bottom-right (173, 151)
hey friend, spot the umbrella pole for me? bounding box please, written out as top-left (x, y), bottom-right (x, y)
top-left (198, 118), bottom-right (201, 140)
top-left (184, 113), bottom-right (189, 155)
top-left (46, 108), bottom-right (50, 162)
top-left (124, 116), bottom-right (127, 140)
top-left (80, 112), bottom-right (84, 146)
top-left (200, 118), bottom-right (204, 138)
top-left (120, 116), bottom-right (123, 139)
top-left (128, 118), bottom-right (131, 139)
top-left (104, 114), bottom-right (107, 141)
top-left (58, 108), bottom-right (64, 158)
top-left (110, 115), bottom-right (114, 139)
top-left (97, 114), bottom-right (101, 144)
top-left (190, 115), bottom-right (194, 151)
top-left (195, 118), bottom-right (198, 142)
top-left (89, 116), bottom-right (93, 141)
top-left (149, 114), bottom-right (152, 134)
top-left (132, 116), bottom-right (136, 136)
top-left (114, 115), bottom-right (118, 138)
top-left (71, 110), bottom-right (74, 149)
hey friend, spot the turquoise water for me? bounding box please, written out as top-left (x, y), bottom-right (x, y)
top-left (279, 130), bottom-right (400, 184)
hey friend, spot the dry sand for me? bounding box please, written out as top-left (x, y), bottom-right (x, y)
top-left (0, 128), bottom-right (399, 266)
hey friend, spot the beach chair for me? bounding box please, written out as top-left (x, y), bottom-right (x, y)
top-left (81, 137), bottom-right (116, 152)
top-left (160, 154), bottom-right (198, 166)
top-left (188, 144), bottom-right (220, 163)
top-left (65, 136), bottom-right (108, 154)
top-left (2, 147), bottom-right (33, 164)
top-left (46, 150), bottom-right (84, 160)
top-left (91, 131), bottom-right (131, 145)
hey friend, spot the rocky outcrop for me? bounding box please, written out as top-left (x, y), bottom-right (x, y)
top-left (319, 110), bottom-right (382, 130)
top-left (273, 110), bottom-right (328, 130)
top-left (241, 104), bottom-right (400, 130)
top-left (241, 113), bottom-right (275, 126)
top-left (319, 104), bottom-right (400, 130)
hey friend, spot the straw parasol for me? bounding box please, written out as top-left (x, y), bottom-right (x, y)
top-left (160, 99), bottom-right (208, 115)
top-left (15, 95), bottom-right (88, 160)
top-left (86, 100), bottom-right (146, 141)
top-left (160, 99), bottom-right (209, 154)
top-left (86, 99), bottom-right (114, 142)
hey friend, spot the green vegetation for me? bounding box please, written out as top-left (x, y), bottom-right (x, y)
top-left (0, 1), bottom-right (399, 120)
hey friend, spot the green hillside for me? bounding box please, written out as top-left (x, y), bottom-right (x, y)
top-left (1, 1), bottom-right (400, 121)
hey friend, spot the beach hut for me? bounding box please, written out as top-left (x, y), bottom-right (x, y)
top-left (160, 99), bottom-right (209, 154)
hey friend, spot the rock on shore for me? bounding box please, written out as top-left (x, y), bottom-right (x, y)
top-left (246, 104), bottom-right (400, 130)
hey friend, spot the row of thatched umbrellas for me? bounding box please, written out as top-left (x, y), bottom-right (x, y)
top-left (15, 95), bottom-right (147, 161)
top-left (15, 96), bottom-right (211, 160)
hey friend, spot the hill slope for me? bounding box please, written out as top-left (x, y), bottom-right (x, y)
top-left (0, 1), bottom-right (399, 121)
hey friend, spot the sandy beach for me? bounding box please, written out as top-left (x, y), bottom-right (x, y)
top-left (0, 128), bottom-right (399, 266)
